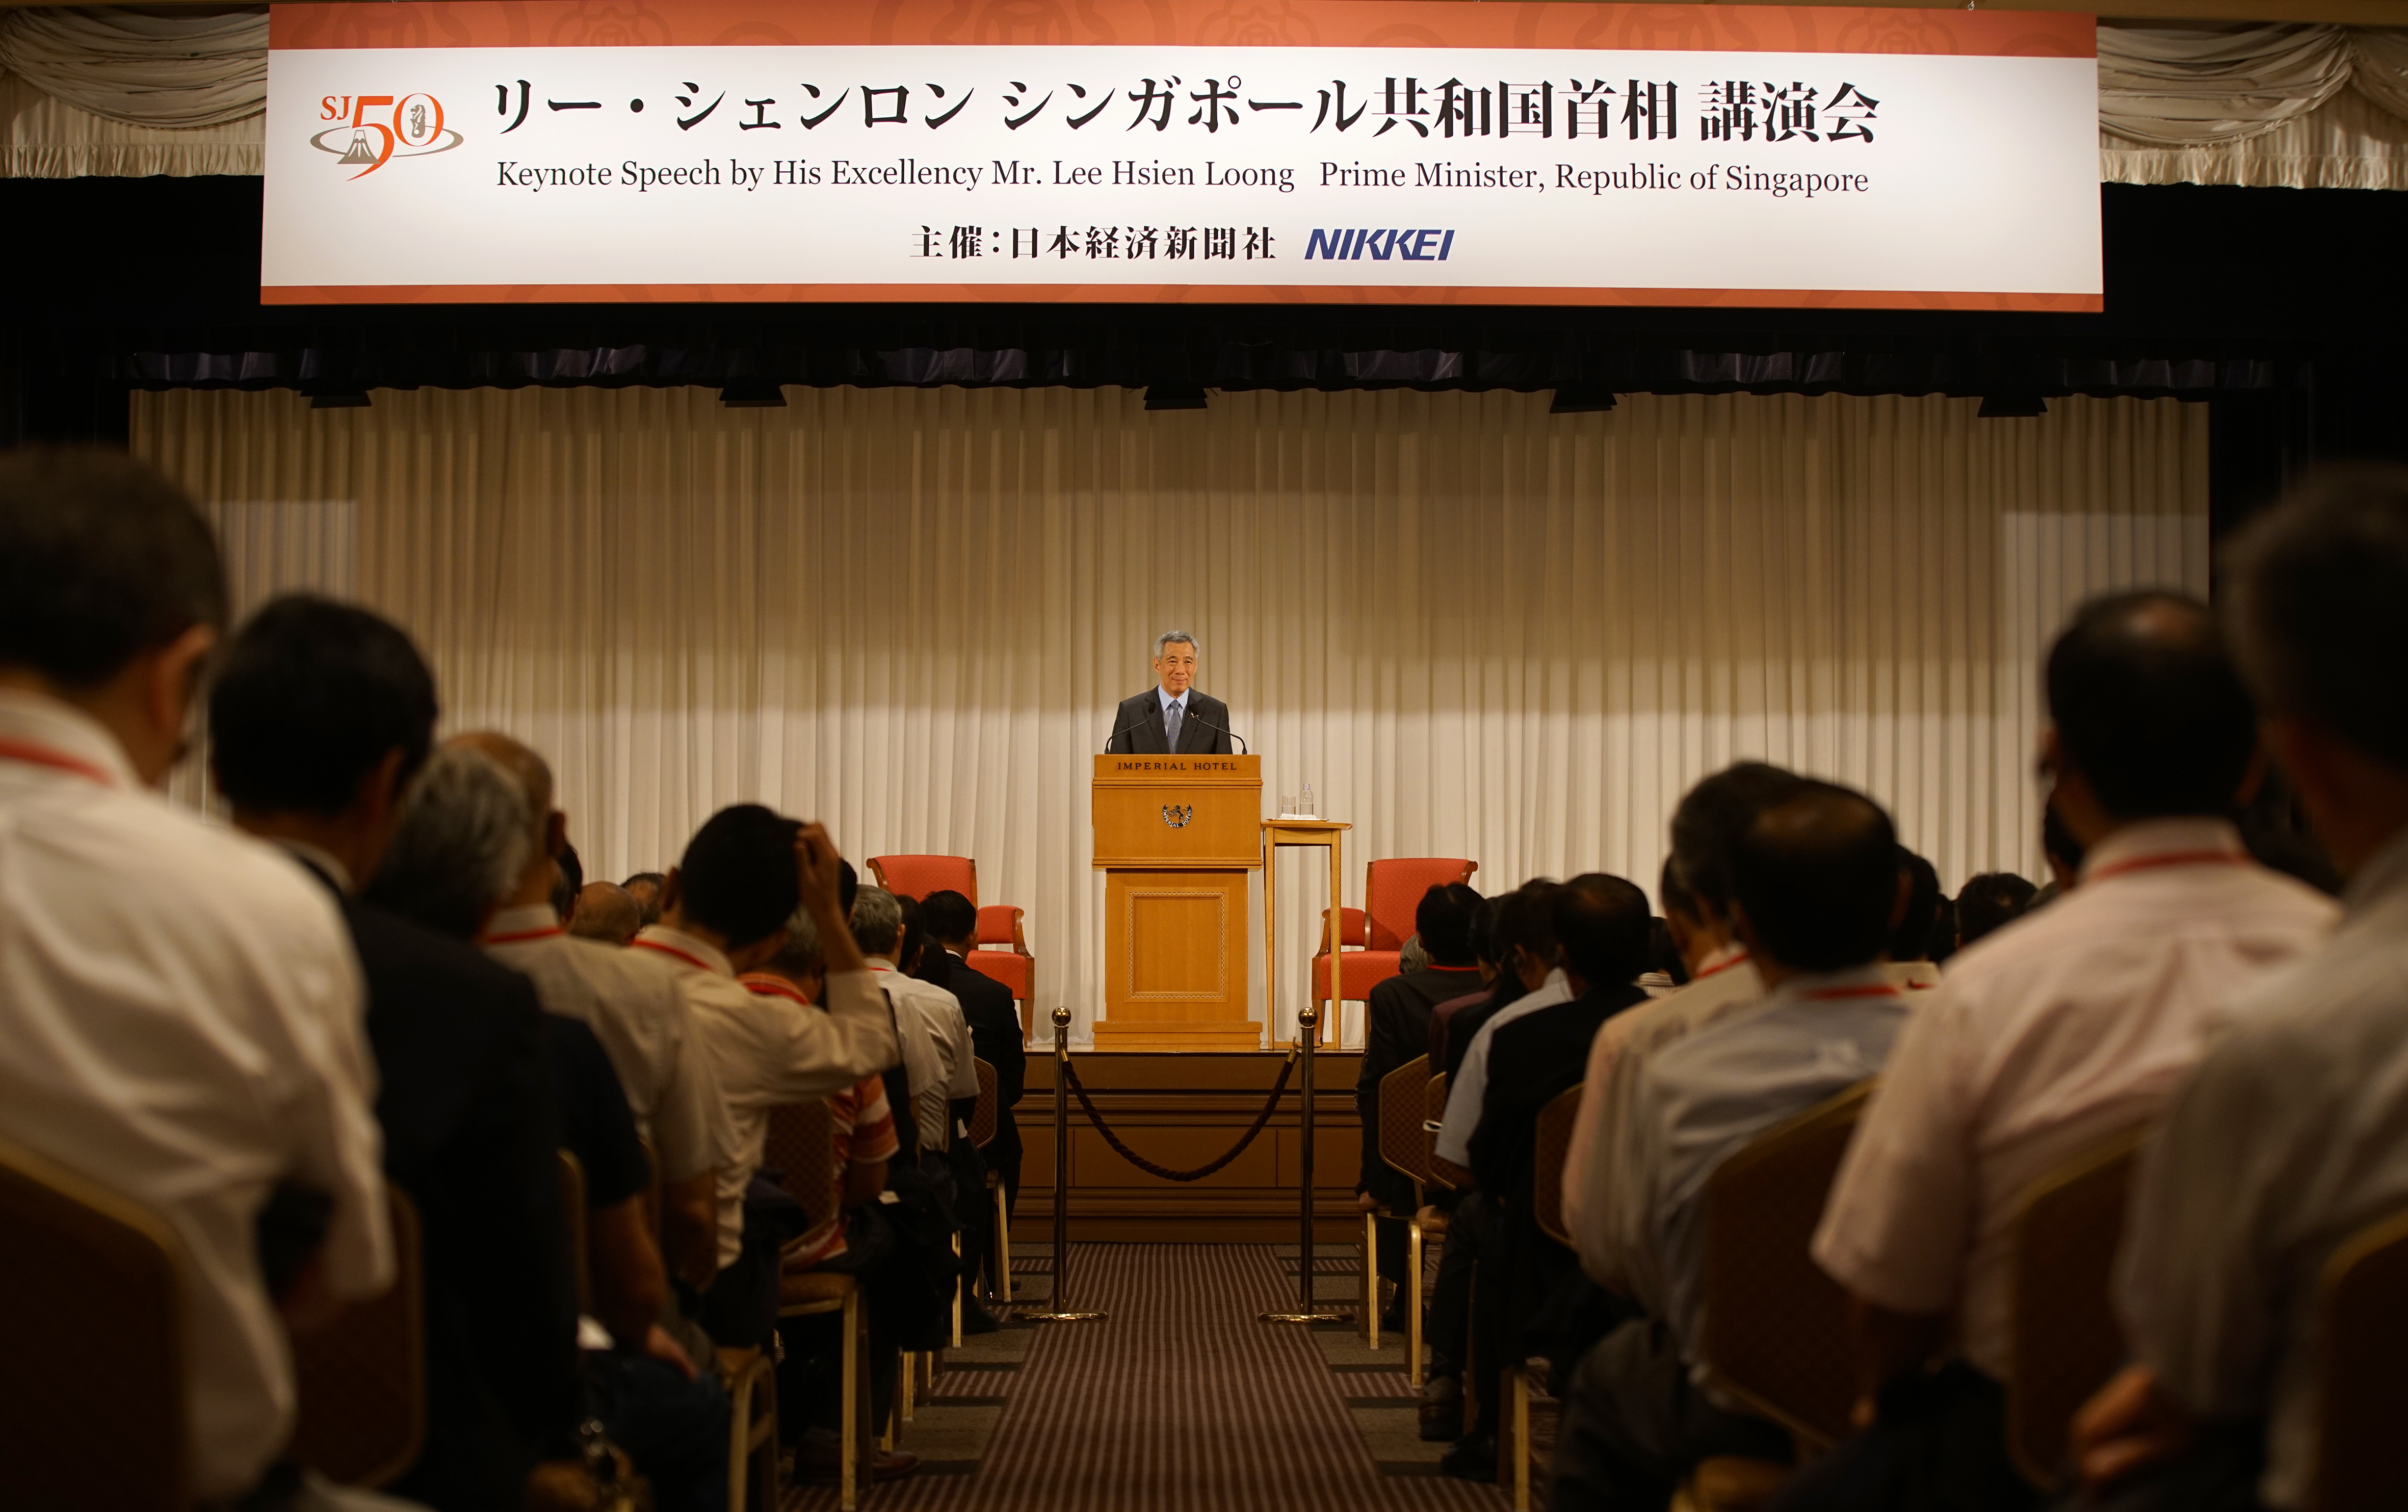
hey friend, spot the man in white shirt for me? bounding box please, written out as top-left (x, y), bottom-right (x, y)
top-left (850, 887), bottom-right (974, 1154)
top-left (1552, 781), bottom-right (1913, 1512)
top-left (633, 805), bottom-right (899, 1348)
top-left (0, 450), bottom-right (390, 1507)
top-left (1793, 592), bottom-right (2340, 1512)
top-left (453, 730), bottom-right (729, 1292)
top-left (2073, 469), bottom-right (2408, 1512)
top-left (1562, 762), bottom-right (1797, 1292)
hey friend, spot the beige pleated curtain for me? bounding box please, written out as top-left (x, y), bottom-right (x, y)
top-left (134, 385), bottom-right (2206, 1044)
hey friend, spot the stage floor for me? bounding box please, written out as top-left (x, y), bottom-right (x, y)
top-left (1011, 1050), bottom-right (1364, 1243)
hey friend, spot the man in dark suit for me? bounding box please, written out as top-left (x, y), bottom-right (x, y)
top-left (1104, 630), bottom-right (1236, 754)
top-left (213, 595), bottom-right (580, 1511)
top-left (917, 889), bottom-right (1026, 1303)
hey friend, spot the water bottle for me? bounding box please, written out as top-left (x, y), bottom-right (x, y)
top-left (1301, 782), bottom-right (1314, 818)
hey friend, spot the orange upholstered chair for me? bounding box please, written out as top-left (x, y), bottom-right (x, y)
top-left (1311, 857), bottom-right (1478, 1005)
top-left (868, 854), bottom-right (1037, 1036)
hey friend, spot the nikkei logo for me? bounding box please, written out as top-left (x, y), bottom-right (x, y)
top-left (311, 94), bottom-right (462, 178)
top-left (1304, 229), bottom-right (1457, 263)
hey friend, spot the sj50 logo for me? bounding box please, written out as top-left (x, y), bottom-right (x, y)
top-left (312, 94), bottom-right (462, 178)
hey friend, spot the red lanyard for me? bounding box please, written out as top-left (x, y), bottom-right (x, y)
top-left (2086, 851), bottom-right (2248, 883)
top-left (739, 973), bottom-right (812, 1005)
top-left (0, 736), bottom-right (116, 787)
top-left (1798, 983), bottom-right (1904, 1002)
top-left (484, 924), bottom-right (563, 944)
top-left (632, 937), bottom-right (718, 974)
top-left (1694, 951), bottom-right (1750, 981)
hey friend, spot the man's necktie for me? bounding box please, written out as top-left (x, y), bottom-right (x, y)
top-left (1165, 700), bottom-right (1183, 750)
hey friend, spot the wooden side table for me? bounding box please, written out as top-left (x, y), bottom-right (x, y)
top-left (1260, 818), bottom-right (1349, 1049)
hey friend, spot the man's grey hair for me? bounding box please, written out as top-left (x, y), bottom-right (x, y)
top-left (1154, 630), bottom-right (1199, 659)
top-left (367, 745), bottom-right (532, 939)
top-left (850, 886), bottom-right (903, 956)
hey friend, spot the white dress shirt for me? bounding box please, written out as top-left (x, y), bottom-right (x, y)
top-left (868, 961), bottom-right (976, 1152)
top-left (2116, 826), bottom-right (2408, 1509)
top-left (1564, 943), bottom-right (1762, 1286)
top-left (1815, 818), bottom-right (2338, 1383)
top-left (1625, 964), bottom-right (1909, 1366)
top-left (483, 902), bottom-right (731, 1185)
top-left (0, 690), bottom-right (390, 1500)
top-left (1434, 969), bottom-right (1573, 1167)
top-left (632, 924), bottom-right (898, 1271)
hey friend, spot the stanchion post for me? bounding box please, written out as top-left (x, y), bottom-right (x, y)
top-left (1024, 1003), bottom-right (1105, 1324)
top-left (1261, 997), bottom-right (1351, 1325)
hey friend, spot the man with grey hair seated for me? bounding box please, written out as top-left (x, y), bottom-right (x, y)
top-left (570, 881), bottom-right (644, 946)
top-left (372, 742), bottom-right (736, 1512)
top-left (849, 886), bottom-right (955, 1156)
top-left (1105, 629), bottom-right (1237, 754)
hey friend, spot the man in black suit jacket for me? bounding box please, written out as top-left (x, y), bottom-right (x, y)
top-left (213, 595), bottom-right (580, 1510)
top-left (1105, 630), bottom-right (1236, 754)
top-left (919, 891), bottom-right (1027, 1313)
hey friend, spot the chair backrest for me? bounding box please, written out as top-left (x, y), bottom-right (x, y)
top-left (0, 1134), bottom-right (188, 1511)
top-left (1379, 1055), bottom-right (1433, 1192)
top-left (557, 1148), bottom-right (591, 1317)
top-left (971, 1058), bottom-right (1000, 1147)
top-left (763, 1100), bottom-right (839, 1229)
top-left (975, 903), bottom-right (1026, 951)
top-left (1694, 1080), bottom-right (1874, 1450)
top-left (290, 1187), bottom-right (426, 1489)
top-left (2004, 1130), bottom-right (2144, 1490)
top-left (869, 855), bottom-right (978, 906)
top-left (2313, 1206), bottom-right (2408, 1512)
top-left (1422, 1071), bottom-right (1452, 1189)
top-left (1363, 858), bottom-right (1478, 951)
top-left (1532, 1084), bottom-right (1584, 1246)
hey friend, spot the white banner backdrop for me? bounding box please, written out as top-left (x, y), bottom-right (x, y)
top-left (261, 1), bottom-right (2102, 307)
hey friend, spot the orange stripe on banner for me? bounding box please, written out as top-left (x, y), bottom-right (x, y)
top-left (269, 1), bottom-right (2096, 59)
top-left (261, 282), bottom-right (2106, 312)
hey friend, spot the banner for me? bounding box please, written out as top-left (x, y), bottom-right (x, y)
top-left (263, 2), bottom-right (2101, 308)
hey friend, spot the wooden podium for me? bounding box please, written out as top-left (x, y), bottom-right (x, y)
top-left (1091, 753), bottom-right (1263, 1051)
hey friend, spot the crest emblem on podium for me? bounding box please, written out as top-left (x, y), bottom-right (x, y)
top-left (1160, 804), bottom-right (1193, 828)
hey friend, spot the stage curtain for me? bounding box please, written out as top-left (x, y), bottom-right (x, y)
top-left (132, 385), bottom-right (2206, 1045)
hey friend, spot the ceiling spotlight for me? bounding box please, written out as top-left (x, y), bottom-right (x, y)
top-left (1550, 383), bottom-right (1617, 414)
top-left (1143, 382), bottom-right (1209, 411)
top-left (719, 379), bottom-right (788, 407)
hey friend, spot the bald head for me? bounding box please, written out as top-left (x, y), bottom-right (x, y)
top-left (2046, 591), bottom-right (2257, 820)
top-left (447, 730), bottom-right (564, 904)
top-left (1729, 780), bottom-right (1900, 975)
top-left (569, 881), bottom-right (643, 947)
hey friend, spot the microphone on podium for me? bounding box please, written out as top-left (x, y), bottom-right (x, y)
top-left (1102, 716), bottom-right (1147, 755)
top-left (1191, 714), bottom-right (1249, 755)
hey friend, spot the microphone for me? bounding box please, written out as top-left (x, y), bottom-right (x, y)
top-left (1190, 713), bottom-right (1249, 755)
top-left (1102, 715), bottom-right (1147, 754)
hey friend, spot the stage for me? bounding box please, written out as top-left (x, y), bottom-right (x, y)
top-left (1011, 1050), bottom-right (1365, 1243)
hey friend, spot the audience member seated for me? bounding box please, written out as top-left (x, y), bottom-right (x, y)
top-left (1563, 762), bottom-right (1799, 1297)
top-left (372, 745), bottom-right (731, 1512)
top-left (1789, 591), bottom-right (2340, 1512)
top-left (851, 888), bottom-right (970, 1163)
top-left (921, 888), bottom-right (1029, 1297)
top-left (633, 808), bottom-right (897, 1349)
top-left (1886, 848), bottom-right (1947, 987)
top-left (2071, 467), bottom-right (2408, 1512)
top-left (0, 450), bottom-right (396, 1512)
top-left (1443, 876), bottom-right (1656, 1480)
top-left (457, 732), bottom-right (724, 1298)
top-left (741, 919), bottom-right (919, 1484)
top-left (569, 880), bottom-right (644, 946)
top-left (212, 594), bottom-right (580, 1510)
top-left (1425, 894), bottom-right (1504, 1074)
top-left (1422, 882), bottom-right (1563, 1456)
top-left (623, 870), bottom-right (667, 928)
top-left (1953, 871), bottom-right (2038, 951)
top-left (1551, 780), bottom-right (1914, 1512)
top-left (1356, 881), bottom-right (1485, 1325)
top-left (893, 892), bottom-right (998, 1331)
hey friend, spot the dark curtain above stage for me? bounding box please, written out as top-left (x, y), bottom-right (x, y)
top-left (2, 177), bottom-right (2402, 528)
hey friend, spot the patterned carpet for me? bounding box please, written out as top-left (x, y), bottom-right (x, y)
top-left (783, 1243), bottom-right (1506, 1510)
